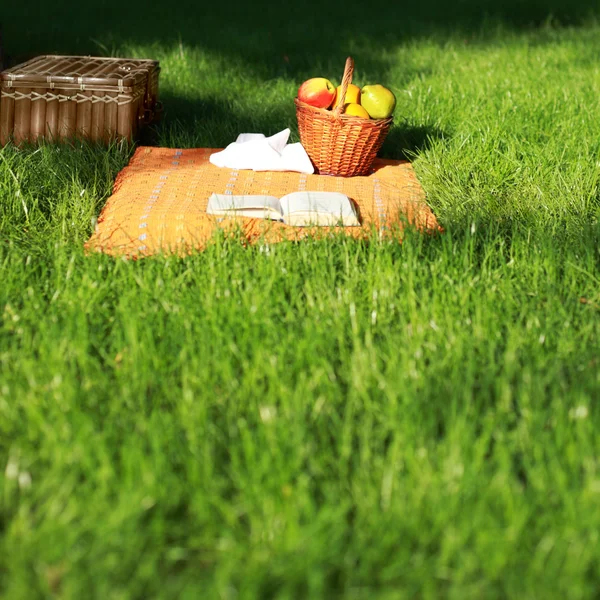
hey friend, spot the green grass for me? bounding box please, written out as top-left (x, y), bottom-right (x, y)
top-left (1, 1), bottom-right (600, 598)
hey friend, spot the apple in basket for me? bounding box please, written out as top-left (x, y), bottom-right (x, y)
top-left (331, 83), bottom-right (361, 109)
top-left (297, 78), bottom-right (336, 109)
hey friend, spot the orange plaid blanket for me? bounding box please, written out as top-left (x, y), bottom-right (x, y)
top-left (85, 146), bottom-right (441, 257)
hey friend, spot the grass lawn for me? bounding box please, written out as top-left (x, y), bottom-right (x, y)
top-left (1, 0), bottom-right (599, 598)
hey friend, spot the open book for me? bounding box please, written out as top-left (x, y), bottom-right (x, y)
top-left (207, 191), bottom-right (360, 227)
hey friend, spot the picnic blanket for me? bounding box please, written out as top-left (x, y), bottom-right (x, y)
top-left (85, 147), bottom-right (441, 257)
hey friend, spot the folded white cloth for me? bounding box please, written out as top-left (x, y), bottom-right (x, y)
top-left (209, 128), bottom-right (314, 174)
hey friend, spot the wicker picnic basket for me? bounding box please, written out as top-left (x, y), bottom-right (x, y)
top-left (0, 55), bottom-right (161, 145)
top-left (295, 57), bottom-right (393, 177)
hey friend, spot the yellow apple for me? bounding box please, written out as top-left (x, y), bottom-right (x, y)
top-left (341, 103), bottom-right (370, 119)
top-left (298, 78), bottom-right (336, 109)
top-left (331, 83), bottom-right (361, 110)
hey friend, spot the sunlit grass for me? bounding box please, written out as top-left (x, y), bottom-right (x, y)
top-left (1, 2), bottom-right (600, 598)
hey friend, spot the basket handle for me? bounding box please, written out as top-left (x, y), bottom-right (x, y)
top-left (139, 100), bottom-right (163, 125)
top-left (332, 57), bottom-right (354, 119)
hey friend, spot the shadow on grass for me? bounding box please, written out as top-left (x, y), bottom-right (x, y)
top-left (1, 0), bottom-right (591, 159)
top-left (379, 124), bottom-right (447, 160)
top-left (2, 0), bottom-right (599, 74)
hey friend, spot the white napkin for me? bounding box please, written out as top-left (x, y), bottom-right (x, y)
top-left (209, 128), bottom-right (314, 174)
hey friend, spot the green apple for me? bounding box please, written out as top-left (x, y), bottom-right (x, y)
top-left (360, 85), bottom-right (396, 119)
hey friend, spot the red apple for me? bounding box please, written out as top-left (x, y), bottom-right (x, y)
top-left (297, 78), bottom-right (336, 109)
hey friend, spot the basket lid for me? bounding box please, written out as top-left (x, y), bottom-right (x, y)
top-left (0, 55), bottom-right (159, 89)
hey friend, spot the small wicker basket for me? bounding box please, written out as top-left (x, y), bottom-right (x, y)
top-left (295, 57), bottom-right (393, 177)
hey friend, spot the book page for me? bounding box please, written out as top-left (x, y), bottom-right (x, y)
top-left (279, 191), bottom-right (360, 227)
top-left (207, 194), bottom-right (283, 221)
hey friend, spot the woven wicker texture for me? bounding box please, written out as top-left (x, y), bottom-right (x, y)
top-left (0, 55), bottom-right (158, 87)
top-left (85, 146), bottom-right (441, 258)
top-left (295, 57), bottom-right (393, 177)
top-left (0, 55), bottom-right (160, 145)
